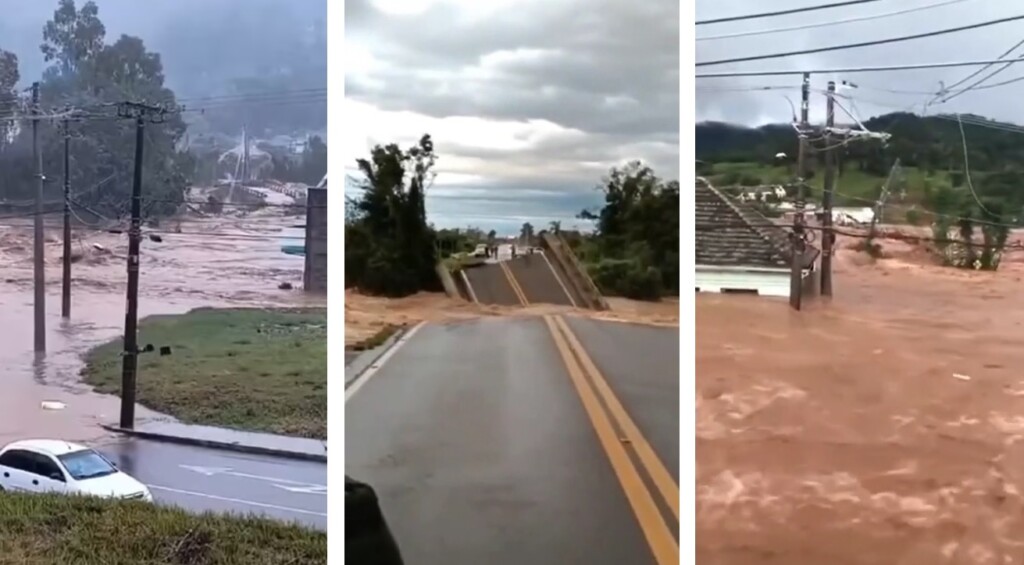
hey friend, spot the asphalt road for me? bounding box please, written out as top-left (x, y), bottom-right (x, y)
top-left (346, 315), bottom-right (678, 564)
top-left (507, 254), bottom-right (575, 307)
top-left (96, 438), bottom-right (327, 530)
top-left (463, 263), bottom-right (520, 306)
top-left (564, 316), bottom-right (680, 481)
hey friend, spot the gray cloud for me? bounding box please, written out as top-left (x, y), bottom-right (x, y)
top-left (348, 0), bottom-right (680, 182)
top-left (696, 0), bottom-right (1024, 127)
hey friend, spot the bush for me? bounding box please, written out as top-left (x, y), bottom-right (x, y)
top-left (589, 258), bottom-right (664, 300)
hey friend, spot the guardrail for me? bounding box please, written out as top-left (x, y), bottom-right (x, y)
top-left (540, 232), bottom-right (609, 311)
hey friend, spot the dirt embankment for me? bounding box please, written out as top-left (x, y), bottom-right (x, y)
top-left (344, 290), bottom-right (679, 347)
top-left (698, 237), bottom-right (1024, 564)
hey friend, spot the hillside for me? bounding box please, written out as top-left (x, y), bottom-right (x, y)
top-left (695, 112), bottom-right (1024, 215)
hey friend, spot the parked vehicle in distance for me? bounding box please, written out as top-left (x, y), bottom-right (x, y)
top-left (0, 439), bottom-right (152, 502)
top-left (470, 243), bottom-right (489, 258)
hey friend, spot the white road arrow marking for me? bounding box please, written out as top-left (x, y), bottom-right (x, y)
top-left (272, 484), bottom-right (328, 495)
top-left (179, 465), bottom-right (326, 490)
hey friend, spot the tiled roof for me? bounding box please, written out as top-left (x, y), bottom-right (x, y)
top-left (695, 177), bottom-right (817, 269)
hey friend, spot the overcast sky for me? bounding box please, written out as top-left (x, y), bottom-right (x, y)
top-left (345, 0), bottom-right (679, 234)
top-left (696, 0), bottom-right (1024, 128)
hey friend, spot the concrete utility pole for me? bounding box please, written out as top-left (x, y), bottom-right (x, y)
top-left (61, 118), bottom-right (71, 318)
top-left (31, 82), bottom-right (45, 352)
top-left (117, 101), bottom-right (169, 430)
top-left (821, 80), bottom-right (837, 298)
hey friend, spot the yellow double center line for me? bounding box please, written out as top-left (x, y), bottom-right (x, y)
top-left (500, 260), bottom-right (530, 306)
top-left (544, 315), bottom-right (678, 565)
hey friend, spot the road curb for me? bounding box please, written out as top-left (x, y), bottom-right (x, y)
top-left (345, 325), bottom-right (408, 389)
top-left (100, 424), bottom-right (327, 463)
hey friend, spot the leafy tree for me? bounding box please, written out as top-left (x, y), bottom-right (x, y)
top-left (581, 161), bottom-right (679, 299)
top-left (520, 222), bottom-right (534, 243)
top-left (346, 134), bottom-right (440, 296)
top-left (40, 0), bottom-right (105, 77)
top-left (1, 0), bottom-right (192, 219)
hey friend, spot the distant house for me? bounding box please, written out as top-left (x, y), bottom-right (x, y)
top-left (696, 178), bottom-right (819, 298)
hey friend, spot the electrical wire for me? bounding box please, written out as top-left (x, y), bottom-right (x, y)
top-left (954, 112), bottom-right (999, 217)
top-left (697, 56), bottom-right (1024, 77)
top-left (697, 13), bottom-right (1024, 67)
top-left (696, 0), bottom-right (884, 25)
top-left (697, 0), bottom-right (968, 41)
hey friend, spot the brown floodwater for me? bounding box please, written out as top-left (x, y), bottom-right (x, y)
top-left (697, 236), bottom-right (1024, 564)
top-left (0, 211), bottom-right (324, 446)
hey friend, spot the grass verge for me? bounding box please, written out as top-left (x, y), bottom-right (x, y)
top-left (82, 308), bottom-right (326, 439)
top-left (0, 492), bottom-right (325, 565)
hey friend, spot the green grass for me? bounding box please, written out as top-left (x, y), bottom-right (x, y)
top-left (82, 308), bottom-right (326, 439)
top-left (0, 492), bottom-right (325, 565)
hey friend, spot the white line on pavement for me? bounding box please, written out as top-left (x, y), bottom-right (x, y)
top-left (345, 321), bottom-right (426, 402)
top-left (148, 484), bottom-right (327, 517)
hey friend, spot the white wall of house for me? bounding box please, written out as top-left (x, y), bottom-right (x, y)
top-left (695, 266), bottom-right (795, 297)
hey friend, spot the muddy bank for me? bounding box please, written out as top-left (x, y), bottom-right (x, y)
top-left (344, 290), bottom-right (679, 346)
top-left (697, 244), bottom-right (1024, 564)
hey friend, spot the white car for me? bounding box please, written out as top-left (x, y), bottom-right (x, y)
top-left (0, 439), bottom-right (152, 502)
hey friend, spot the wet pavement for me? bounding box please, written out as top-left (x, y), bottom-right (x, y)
top-left (564, 316), bottom-right (680, 479)
top-left (507, 253), bottom-right (576, 307)
top-left (108, 421), bottom-right (327, 461)
top-left (95, 437), bottom-right (327, 530)
top-left (346, 315), bottom-right (679, 564)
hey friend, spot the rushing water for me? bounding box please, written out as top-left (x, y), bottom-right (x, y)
top-left (0, 211), bottom-right (325, 445)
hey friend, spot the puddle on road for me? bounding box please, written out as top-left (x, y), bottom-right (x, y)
top-left (0, 212), bottom-right (325, 446)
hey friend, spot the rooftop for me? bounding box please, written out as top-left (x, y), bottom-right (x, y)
top-left (695, 177), bottom-right (818, 270)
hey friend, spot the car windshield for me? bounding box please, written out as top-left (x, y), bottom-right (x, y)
top-left (57, 449), bottom-right (116, 481)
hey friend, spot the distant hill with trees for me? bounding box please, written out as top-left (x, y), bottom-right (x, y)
top-left (696, 112), bottom-right (1024, 271)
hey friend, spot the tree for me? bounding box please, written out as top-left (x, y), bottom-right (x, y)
top-left (0, 49), bottom-right (18, 147)
top-left (40, 0), bottom-right (106, 78)
top-left (346, 134), bottom-right (440, 296)
top-left (582, 161), bottom-right (679, 299)
top-left (30, 2), bottom-right (192, 217)
top-left (520, 222), bottom-right (534, 243)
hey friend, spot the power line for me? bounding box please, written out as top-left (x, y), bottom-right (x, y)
top-left (936, 38), bottom-right (1024, 100)
top-left (696, 0), bottom-right (884, 25)
top-left (697, 14), bottom-right (1024, 67)
top-left (935, 48), bottom-right (1024, 104)
top-left (697, 0), bottom-right (968, 41)
top-left (696, 56), bottom-right (1024, 77)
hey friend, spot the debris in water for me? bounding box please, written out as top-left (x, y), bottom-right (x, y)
top-left (279, 282), bottom-right (293, 290)
top-left (952, 373), bottom-right (971, 381)
top-left (40, 401), bottom-right (65, 410)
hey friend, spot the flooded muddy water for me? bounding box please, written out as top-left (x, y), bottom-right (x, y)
top-left (697, 239), bottom-right (1024, 564)
top-left (0, 211), bottom-right (324, 446)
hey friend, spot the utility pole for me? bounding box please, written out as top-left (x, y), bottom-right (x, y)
top-left (61, 118), bottom-right (71, 318)
top-left (789, 72), bottom-right (811, 310)
top-left (820, 80), bottom-right (837, 298)
top-left (241, 125), bottom-right (249, 184)
top-left (31, 82), bottom-right (45, 352)
top-left (117, 101), bottom-right (169, 430)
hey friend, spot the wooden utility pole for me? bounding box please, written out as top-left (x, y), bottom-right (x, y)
top-left (61, 118), bottom-right (71, 318)
top-left (117, 101), bottom-right (168, 430)
top-left (820, 80), bottom-right (837, 297)
top-left (31, 81), bottom-right (45, 352)
top-left (789, 72), bottom-right (812, 310)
